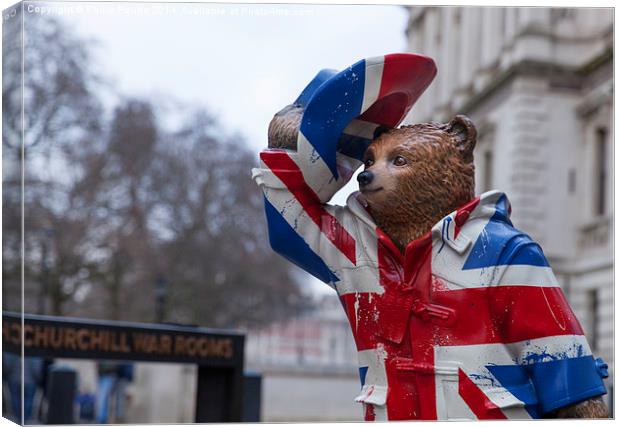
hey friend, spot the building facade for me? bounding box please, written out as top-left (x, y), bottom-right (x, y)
top-left (244, 295), bottom-right (361, 421)
top-left (404, 6), bottom-right (613, 405)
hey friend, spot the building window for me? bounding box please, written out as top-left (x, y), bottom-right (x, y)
top-left (594, 127), bottom-right (608, 216)
top-left (435, 8), bottom-right (442, 47)
top-left (551, 8), bottom-right (574, 24)
top-left (568, 168), bottom-right (576, 194)
top-left (500, 8), bottom-right (506, 32)
top-left (474, 124), bottom-right (495, 194)
top-left (586, 289), bottom-right (599, 351)
top-left (454, 8), bottom-right (461, 25)
top-left (483, 150), bottom-right (493, 191)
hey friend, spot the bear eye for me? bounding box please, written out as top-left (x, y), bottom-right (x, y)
top-left (393, 155), bottom-right (407, 166)
top-left (364, 158), bottom-right (374, 168)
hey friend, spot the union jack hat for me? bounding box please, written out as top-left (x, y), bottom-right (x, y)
top-left (293, 53), bottom-right (437, 180)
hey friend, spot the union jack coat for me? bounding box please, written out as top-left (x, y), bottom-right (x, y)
top-left (252, 54), bottom-right (607, 421)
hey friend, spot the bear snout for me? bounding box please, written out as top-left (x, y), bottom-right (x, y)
top-left (357, 170), bottom-right (374, 187)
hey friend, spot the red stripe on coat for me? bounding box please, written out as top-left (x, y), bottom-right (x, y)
top-left (260, 150), bottom-right (356, 265)
top-left (458, 368), bottom-right (508, 419)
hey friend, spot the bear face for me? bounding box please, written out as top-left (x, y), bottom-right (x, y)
top-left (266, 108), bottom-right (478, 252)
top-left (358, 116), bottom-right (477, 252)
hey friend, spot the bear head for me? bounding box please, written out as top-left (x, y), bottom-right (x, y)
top-left (267, 107), bottom-right (478, 253)
top-left (358, 115), bottom-right (477, 251)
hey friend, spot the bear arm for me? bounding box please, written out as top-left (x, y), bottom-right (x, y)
top-left (253, 149), bottom-right (364, 287)
top-left (490, 241), bottom-right (608, 416)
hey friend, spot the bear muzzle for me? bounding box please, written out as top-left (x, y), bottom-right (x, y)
top-left (357, 170), bottom-right (375, 187)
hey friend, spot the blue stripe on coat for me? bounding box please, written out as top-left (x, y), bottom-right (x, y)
top-left (299, 59), bottom-right (367, 179)
top-left (487, 355), bottom-right (607, 417)
top-left (264, 197), bottom-right (339, 284)
top-left (485, 364), bottom-right (540, 418)
top-left (463, 194), bottom-right (550, 270)
top-left (359, 366), bottom-right (368, 387)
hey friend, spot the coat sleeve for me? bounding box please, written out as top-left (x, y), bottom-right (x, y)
top-left (490, 239), bottom-right (608, 416)
top-left (252, 147), bottom-right (362, 289)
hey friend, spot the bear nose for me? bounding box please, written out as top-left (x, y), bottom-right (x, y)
top-left (357, 170), bottom-right (374, 187)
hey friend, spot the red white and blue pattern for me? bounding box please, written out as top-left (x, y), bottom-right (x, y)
top-left (252, 54), bottom-right (607, 420)
top-left (291, 53), bottom-right (437, 201)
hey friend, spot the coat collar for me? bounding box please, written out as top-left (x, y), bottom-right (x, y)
top-left (427, 190), bottom-right (509, 254)
top-left (351, 190), bottom-right (510, 263)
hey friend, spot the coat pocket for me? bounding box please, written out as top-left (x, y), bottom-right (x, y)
top-left (434, 362), bottom-right (465, 420)
top-left (445, 367), bottom-right (538, 420)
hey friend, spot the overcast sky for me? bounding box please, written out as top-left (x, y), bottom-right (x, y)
top-left (52, 2), bottom-right (409, 154)
top-left (32, 1), bottom-right (410, 294)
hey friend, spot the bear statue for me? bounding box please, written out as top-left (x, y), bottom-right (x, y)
top-left (252, 53), bottom-right (609, 420)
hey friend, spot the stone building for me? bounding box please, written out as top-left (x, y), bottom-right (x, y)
top-left (404, 6), bottom-right (614, 403)
top-left (244, 294), bottom-right (361, 421)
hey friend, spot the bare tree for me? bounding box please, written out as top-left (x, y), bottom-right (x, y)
top-left (2, 10), bottom-right (104, 315)
top-left (3, 11), bottom-right (311, 327)
top-left (78, 104), bottom-right (310, 327)
top-left (148, 110), bottom-right (310, 328)
top-left (2, 5), bottom-right (23, 312)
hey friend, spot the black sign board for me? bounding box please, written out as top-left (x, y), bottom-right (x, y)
top-left (2, 312), bottom-right (245, 422)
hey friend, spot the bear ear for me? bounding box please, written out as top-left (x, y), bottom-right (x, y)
top-left (446, 115), bottom-right (477, 162)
